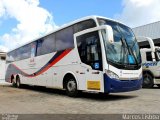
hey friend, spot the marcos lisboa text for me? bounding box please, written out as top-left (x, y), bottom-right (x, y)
top-left (122, 114), bottom-right (160, 120)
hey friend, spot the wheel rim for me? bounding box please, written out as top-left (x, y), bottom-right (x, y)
top-left (67, 80), bottom-right (76, 92)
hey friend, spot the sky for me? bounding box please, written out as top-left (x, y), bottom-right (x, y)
top-left (0, 0), bottom-right (160, 51)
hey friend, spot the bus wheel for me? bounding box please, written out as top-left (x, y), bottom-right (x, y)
top-left (16, 76), bottom-right (21, 88)
top-left (11, 76), bottom-right (16, 87)
top-left (65, 78), bottom-right (78, 97)
top-left (142, 73), bottom-right (154, 88)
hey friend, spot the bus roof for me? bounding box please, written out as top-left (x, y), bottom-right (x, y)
top-left (7, 15), bottom-right (126, 53)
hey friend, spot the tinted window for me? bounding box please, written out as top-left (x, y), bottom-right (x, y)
top-left (76, 31), bottom-right (102, 70)
top-left (56, 26), bottom-right (74, 51)
top-left (6, 44), bottom-right (31, 62)
top-left (17, 44), bottom-right (31, 60)
top-left (6, 50), bottom-right (16, 63)
top-left (1, 56), bottom-right (6, 61)
top-left (74, 19), bottom-right (96, 33)
top-left (31, 42), bottom-right (37, 57)
top-left (146, 52), bottom-right (152, 61)
top-left (155, 52), bottom-right (160, 61)
top-left (37, 34), bottom-right (56, 56)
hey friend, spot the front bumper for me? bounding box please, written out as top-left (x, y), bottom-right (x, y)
top-left (104, 74), bottom-right (142, 93)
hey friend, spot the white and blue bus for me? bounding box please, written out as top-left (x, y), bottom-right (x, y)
top-left (5, 16), bottom-right (142, 97)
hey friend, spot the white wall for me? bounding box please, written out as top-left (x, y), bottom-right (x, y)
top-left (0, 60), bottom-right (5, 82)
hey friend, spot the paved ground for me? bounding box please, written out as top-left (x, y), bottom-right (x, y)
top-left (0, 85), bottom-right (160, 114)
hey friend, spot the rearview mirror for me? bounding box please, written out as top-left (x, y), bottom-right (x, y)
top-left (74, 25), bottom-right (114, 43)
top-left (105, 25), bottom-right (114, 43)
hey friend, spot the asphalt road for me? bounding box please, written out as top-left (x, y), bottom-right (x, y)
top-left (0, 85), bottom-right (160, 114)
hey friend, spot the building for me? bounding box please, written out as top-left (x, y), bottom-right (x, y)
top-left (133, 21), bottom-right (160, 48)
top-left (0, 51), bottom-right (6, 81)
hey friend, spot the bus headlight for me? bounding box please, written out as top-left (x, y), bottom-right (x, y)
top-left (105, 70), bottom-right (119, 80)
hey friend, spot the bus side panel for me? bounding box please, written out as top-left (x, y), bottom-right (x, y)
top-left (5, 52), bottom-right (56, 86)
top-left (5, 48), bottom-right (104, 92)
top-left (5, 60), bottom-right (37, 85)
top-left (31, 53), bottom-right (57, 86)
top-left (54, 49), bottom-right (104, 92)
top-left (5, 59), bottom-right (32, 83)
top-left (52, 49), bottom-right (87, 90)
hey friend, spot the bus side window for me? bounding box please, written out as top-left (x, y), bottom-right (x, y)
top-left (36, 33), bottom-right (56, 56)
top-left (7, 50), bottom-right (17, 62)
top-left (155, 52), bottom-right (159, 61)
top-left (56, 26), bottom-right (74, 51)
top-left (31, 42), bottom-right (37, 57)
top-left (76, 31), bottom-right (102, 70)
top-left (17, 44), bottom-right (31, 60)
top-left (74, 19), bottom-right (96, 33)
top-left (0, 56), bottom-right (6, 61)
top-left (146, 52), bottom-right (152, 61)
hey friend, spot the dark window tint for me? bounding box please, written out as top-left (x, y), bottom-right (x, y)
top-left (146, 52), bottom-right (152, 61)
top-left (155, 52), bottom-right (158, 61)
top-left (154, 52), bottom-right (160, 61)
top-left (1, 56), bottom-right (6, 61)
top-left (6, 44), bottom-right (31, 62)
top-left (56, 26), bottom-right (74, 51)
top-left (16, 44), bottom-right (31, 60)
top-left (74, 19), bottom-right (96, 33)
top-left (30, 42), bottom-right (37, 57)
top-left (36, 34), bottom-right (56, 56)
top-left (76, 31), bottom-right (102, 70)
top-left (6, 50), bottom-right (17, 62)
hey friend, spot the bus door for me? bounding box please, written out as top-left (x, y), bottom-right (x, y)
top-left (75, 31), bottom-right (103, 91)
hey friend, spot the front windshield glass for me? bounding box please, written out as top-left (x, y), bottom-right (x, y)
top-left (98, 19), bottom-right (141, 69)
top-left (155, 48), bottom-right (160, 61)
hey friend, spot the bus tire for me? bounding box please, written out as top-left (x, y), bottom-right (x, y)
top-left (11, 76), bottom-right (16, 87)
top-left (142, 73), bottom-right (154, 88)
top-left (65, 77), bottom-right (78, 97)
top-left (16, 76), bottom-right (21, 88)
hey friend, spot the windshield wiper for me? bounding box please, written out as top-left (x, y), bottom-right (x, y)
top-left (122, 38), bottom-right (139, 65)
top-left (130, 40), bottom-right (137, 49)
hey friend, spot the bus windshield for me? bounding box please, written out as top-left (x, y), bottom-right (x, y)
top-left (98, 19), bottom-right (141, 69)
top-left (155, 48), bottom-right (160, 61)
